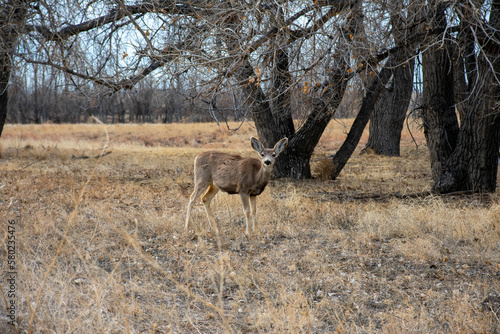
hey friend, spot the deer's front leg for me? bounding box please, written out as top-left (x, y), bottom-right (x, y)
top-left (240, 193), bottom-right (251, 237)
top-left (249, 196), bottom-right (257, 234)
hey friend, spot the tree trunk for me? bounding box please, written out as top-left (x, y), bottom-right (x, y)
top-left (0, 58), bottom-right (9, 136)
top-left (269, 6), bottom-right (295, 141)
top-left (433, 37), bottom-right (500, 193)
top-left (424, 0), bottom-right (500, 193)
top-left (236, 60), bottom-right (280, 148)
top-left (364, 0), bottom-right (416, 156)
top-left (331, 56), bottom-right (396, 179)
top-left (237, 45), bottom-right (351, 179)
top-left (421, 44), bottom-right (459, 181)
top-left (0, 0), bottom-right (30, 137)
top-left (274, 75), bottom-right (347, 179)
top-left (420, 2), bottom-right (459, 182)
top-left (365, 58), bottom-right (415, 156)
top-left (265, 41), bottom-right (304, 177)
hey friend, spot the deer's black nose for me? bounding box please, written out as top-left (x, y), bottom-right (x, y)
top-left (264, 160), bottom-right (272, 166)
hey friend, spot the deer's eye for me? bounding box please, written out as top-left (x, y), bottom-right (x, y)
top-left (260, 153), bottom-right (265, 157)
top-left (272, 153), bottom-right (276, 157)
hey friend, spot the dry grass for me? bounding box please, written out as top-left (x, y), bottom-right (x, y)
top-left (0, 120), bottom-right (499, 333)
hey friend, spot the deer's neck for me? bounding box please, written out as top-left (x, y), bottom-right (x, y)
top-left (257, 164), bottom-right (273, 185)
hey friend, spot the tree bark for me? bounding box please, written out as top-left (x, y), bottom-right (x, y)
top-left (424, 0), bottom-right (500, 193)
top-left (269, 6), bottom-right (295, 141)
top-left (365, 0), bottom-right (417, 156)
top-left (365, 57), bottom-right (415, 156)
top-left (275, 64), bottom-right (348, 179)
top-left (0, 0), bottom-right (30, 137)
top-left (270, 48), bottom-right (295, 140)
top-left (236, 60), bottom-right (280, 148)
top-left (421, 44), bottom-right (459, 181)
top-left (331, 57), bottom-right (396, 179)
top-left (421, 2), bottom-right (459, 182)
top-left (434, 38), bottom-right (500, 192)
top-left (0, 60), bottom-right (8, 136)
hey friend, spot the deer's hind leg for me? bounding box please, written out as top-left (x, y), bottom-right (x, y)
top-left (201, 184), bottom-right (220, 234)
top-left (185, 181), bottom-right (210, 231)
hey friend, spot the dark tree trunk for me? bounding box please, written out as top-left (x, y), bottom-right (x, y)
top-left (0, 60), bottom-right (8, 136)
top-left (0, 0), bottom-right (30, 137)
top-left (274, 67), bottom-right (348, 179)
top-left (433, 33), bottom-right (500, 193)
top-left (330, 56), bottom-right (396, 179)
top-left (423, 0), bottom-right (500, 193)
top-left (365, 58), bottom-right (415, 156)
top-left (421, 44), bottom-right (459, 181)
top-left (421, 2), bottom-right (459, 182)
top-left (239, 57), bottom-right (349, 179)
top-left (365, 1), bottom-right (416, 156)
top-left (236, 60), bottom-right (280, 148)
top-left (269, 7), bottom-right (295, 141)
top-left (452, 48), bottom-right (468, 123)
top-left (269, 47), bottom-right (301, 177)
top-left (270, 48), bottom-right (295, 139)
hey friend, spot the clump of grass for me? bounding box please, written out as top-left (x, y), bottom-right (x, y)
top-left (312, 157), bottom-right (335, 181)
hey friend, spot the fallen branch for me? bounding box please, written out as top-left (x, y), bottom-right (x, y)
top-left (71, 151), bottom-right (112, 160)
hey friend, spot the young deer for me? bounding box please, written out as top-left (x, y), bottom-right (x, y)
top-left (185, 137), bottom-right (288, 236)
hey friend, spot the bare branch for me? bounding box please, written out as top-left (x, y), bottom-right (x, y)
top-left (23, 0), bottom-right (196, 41)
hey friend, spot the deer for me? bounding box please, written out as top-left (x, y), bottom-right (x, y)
top-left (185, 137), bottom-right (288, 237)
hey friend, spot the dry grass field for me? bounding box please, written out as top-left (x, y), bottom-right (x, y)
top-left (0, 120), bottom-right (499, 333)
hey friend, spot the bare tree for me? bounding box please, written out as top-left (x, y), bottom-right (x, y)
top-left (0, 0), bottom-right (32, 136)
top-left (364, 0), bottom-right (417, 156)
top-left (421, 2), bottom-right (459, 182)
top-left (10, 0), bottom-right (366, 178)
top-left (421, 0), bottom-right (500, 193)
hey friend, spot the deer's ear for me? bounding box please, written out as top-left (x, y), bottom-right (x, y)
top-left (251, 137), bottom-right (263, 153)
top-left (274, 137), bottom-right (288, 155)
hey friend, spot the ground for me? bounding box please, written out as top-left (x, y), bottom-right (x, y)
top-left (0, 120), bottom-right (499, 333)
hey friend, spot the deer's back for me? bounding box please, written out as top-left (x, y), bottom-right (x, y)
top-left (194, 151), bottom-right (265, 195)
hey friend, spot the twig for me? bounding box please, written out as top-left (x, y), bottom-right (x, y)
top-left (22, 161), bottom-right (38, 169)
top-left (309, 191), bottom-right (432, 201)
top-left (71, 151), bottom-right (112, 160)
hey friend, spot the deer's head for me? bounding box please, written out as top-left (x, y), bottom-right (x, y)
top-left (250, 137), bottom-right (288, 168)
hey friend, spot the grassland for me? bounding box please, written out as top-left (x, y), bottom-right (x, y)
top-left (0, 120), bottom-right (499, 333)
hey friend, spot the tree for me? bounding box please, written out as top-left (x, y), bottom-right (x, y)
top-left (0, 0), bottom-right (31, 137)
top-left (330, 54), bottom-right (395, 179)
top-left (364, 0), bottom-right (416, 156)
top-left (7, 0), bottom-right (366, 179)
top-left (364, 57), bottom-right (414, 156)
top-left (421, 2), bottom-right (460, 182)
top-left (232, 6), bottom-right (352, 178)
top-left (421, 0), bottom-right (500, 193)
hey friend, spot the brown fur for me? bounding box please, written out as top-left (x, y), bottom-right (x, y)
top-left (194, 152), bottom-right (270, 195)
top-left (185, 137), bottom-right (288, 237)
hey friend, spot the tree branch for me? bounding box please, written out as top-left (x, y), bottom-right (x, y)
top-left (290, 1), bottom-right (353, 41)
top-left (23, 1), bottom-right (196, 41)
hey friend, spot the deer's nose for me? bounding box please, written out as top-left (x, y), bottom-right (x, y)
top-left (264, 159), bottom-right (272, 166)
